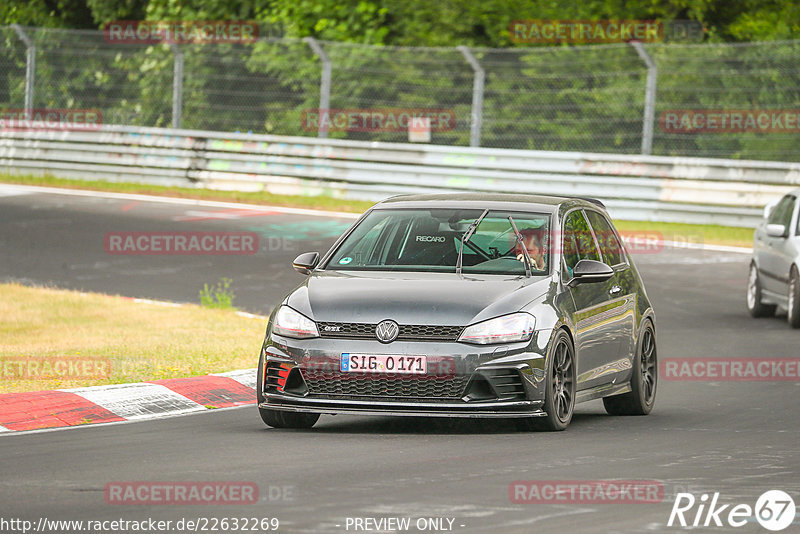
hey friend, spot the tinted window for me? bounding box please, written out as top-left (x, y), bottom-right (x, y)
top-left (796, 199), bottom-right (800, 235)
top-left (768, 195), bottom-right (795, 227)
top-left (586, 211), bottom-right (624, 266)
top-left (563, 210), bottom-right (600, 274)
top-left (325, 209), bottom-right (550, 274)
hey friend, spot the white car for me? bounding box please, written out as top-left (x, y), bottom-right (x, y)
top-left (747, 189), bottom-right (800, 328)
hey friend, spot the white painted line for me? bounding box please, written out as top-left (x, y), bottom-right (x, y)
top-left (0, 184), bottom-right (359, 219)
top-left (64, 383), bottom-right (205, 420)
top-left (131, 298), bottom-right (183, 307)
top-left (660, 239), bottom-right (751, 254)
top-left (0, 184), bottom-right (33, 197)
top-left (235, 310), bottom-right (268, 320)
top-left (0, 404), bottom-right (252, 437)
top-left (214, 369), bottom-right (258, 390)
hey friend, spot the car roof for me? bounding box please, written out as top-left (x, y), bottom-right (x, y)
top-left (373, 193), bottom-right (605, 213)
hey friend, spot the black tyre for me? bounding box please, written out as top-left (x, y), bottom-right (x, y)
top-left (259, 408), bottom-right (319, 429)
top-left (747, 262), bottom-right (776, 318)
top-left (519, 330), bottom-right (575, 431)
top-left (604, 320), bottom-right (657, 416)
top-left (788, 267), bottom-right (800, 329)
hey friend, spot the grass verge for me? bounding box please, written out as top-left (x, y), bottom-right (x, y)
top-left (0, 283), bottom-right (265, 394)
top-left (0, 173), bottom-right (753, 248)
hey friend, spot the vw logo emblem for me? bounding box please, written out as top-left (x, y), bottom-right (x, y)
top-left (375, 320), bottom-right (400, 343)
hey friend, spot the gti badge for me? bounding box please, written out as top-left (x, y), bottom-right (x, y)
top-left (375, 320), bottom-right (400, 343)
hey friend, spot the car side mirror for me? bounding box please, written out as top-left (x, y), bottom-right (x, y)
top-left (568, 259), bottom-right (614, 287)
top-left (765, 224), bottom-right (787, 238)
top-left (292, 252), bottom-right (319, 275)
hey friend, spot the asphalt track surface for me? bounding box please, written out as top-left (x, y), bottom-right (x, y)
top-left (0, 185), bottom-right (798, 533)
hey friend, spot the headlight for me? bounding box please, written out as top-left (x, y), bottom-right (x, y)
top-left (458, 313), bottom-right (535, 345)
top-left (272, 306), bottom-right (319, 339)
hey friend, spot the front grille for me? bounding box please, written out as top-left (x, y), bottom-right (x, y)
top-left (301, 369), bottom-right (468, 399)
top-left (317, 322), bottom-right (463, 341)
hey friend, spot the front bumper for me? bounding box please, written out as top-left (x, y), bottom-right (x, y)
top-left (259, 395), bottom-right (545, 418)
top-left (259, 331), bottom-right (551, 419)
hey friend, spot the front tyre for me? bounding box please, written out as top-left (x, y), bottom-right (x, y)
top-left (259, 408), bottom-right (319, 429)
top-left (747, 262), bottom-right (776, 318)
top-left (603, 320), bottom-right (657, 416)
top-left (788, 267), bottom-right (800, 329)
top-left (519, 330), bottom-right (575, 432)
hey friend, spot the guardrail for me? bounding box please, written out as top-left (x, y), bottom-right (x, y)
top-left (2, 124), bottom-right (799, 227)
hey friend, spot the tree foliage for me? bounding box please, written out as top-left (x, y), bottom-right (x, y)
top-left (2, 0), bottom-right (800, 44)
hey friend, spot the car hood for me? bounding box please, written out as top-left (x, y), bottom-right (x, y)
top-left (285, 270), bottom-right (554, 326)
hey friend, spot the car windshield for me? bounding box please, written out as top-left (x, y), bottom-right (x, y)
top-left (325, 208), bottom-right (550, 274)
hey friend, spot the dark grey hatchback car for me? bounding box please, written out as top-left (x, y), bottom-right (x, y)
top-left (257, 193), bottom-right (657, 431)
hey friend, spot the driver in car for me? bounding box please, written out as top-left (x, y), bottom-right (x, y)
top-left (514, 228), bottom-right (546, 271)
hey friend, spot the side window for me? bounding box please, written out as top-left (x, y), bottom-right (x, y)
top-left (563, 210), bottom-right (600, 274)
top-left (796, 199), bottom-right (800, 236)
top-left (585, 211), bottom-right (624, 266)
top-left (340, 215), bottom-right (392, 266)
top-left (768, 196), bottom-right (795, 227)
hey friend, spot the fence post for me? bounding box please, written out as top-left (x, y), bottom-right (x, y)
top-left (630, 42), bottom-right (657, 155)
top-left (171, 45), bottom-right (184, 129)
top-left (11, 25), bottom-right (35, 116)
top-left (457, 45), bottom-right (484, 147)
top-left (303, 37), bottom-right (332, 138)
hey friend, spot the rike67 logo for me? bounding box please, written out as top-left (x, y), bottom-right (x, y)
top-left (668, 490), bottom-right (796, 531)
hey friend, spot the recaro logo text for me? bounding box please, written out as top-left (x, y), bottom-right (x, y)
top-left (416, 235), bottom-right (446, 242)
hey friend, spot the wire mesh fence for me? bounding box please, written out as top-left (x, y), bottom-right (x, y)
top-left (1, 25), bottom-right (799, 161)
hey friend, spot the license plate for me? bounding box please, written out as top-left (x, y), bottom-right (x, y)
top-left (340, 354), bottom-right (427, 374)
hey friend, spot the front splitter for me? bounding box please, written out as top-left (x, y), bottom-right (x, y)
top-left (260, 395), bottom-right (545, 419)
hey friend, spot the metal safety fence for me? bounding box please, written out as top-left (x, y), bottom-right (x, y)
top-left (2, 124), bottom-right (798, 227)
top-left (1, 26), bottom-right (799, 161)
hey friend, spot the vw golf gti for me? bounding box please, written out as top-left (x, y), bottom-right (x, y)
top-left (257, 193), bottom-right (657, 431)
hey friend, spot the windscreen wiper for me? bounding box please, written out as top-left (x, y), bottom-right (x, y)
top-left (508, 215), bottom-right (532, 277)
top-left (456, 209), bottom-right (489, 275)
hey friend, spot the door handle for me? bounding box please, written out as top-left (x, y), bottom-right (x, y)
top-left (609, 285), bottom-right (622, 295)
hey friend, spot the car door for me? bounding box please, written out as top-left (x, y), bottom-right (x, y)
top-left (561, 209), bottom-right (623, 391)
top-left (774, 197), bottom-right (800, 292)
top-left (758, 195), bottom-right (796, 294)
top-left (585, 210), bottom-right (637, 367)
